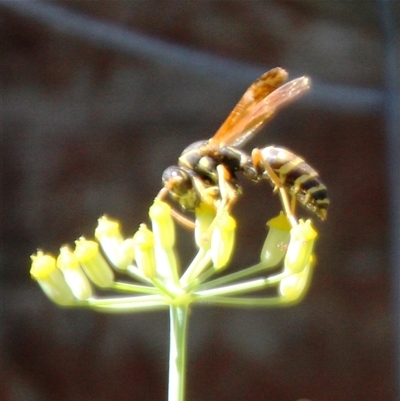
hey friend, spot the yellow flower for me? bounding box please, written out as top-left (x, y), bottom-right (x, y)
top-left (284, 220), bottom-right (317, 274)
top-left (194, 203), bottom-right (216, 249)
top-left (149, 200), bottom-right (176, 250)
top-left (210, 211), bottom-right (236, 270)
top-left (279, 256), bottom-right (314, 302)
top-left (95, 216), bottom-right (133, 270)
top-left (57, 246), bottom-right (93, 300)
top-left (260, 212), bottom-right (291, 267)
top-left (133, 224), bottom-right (156, 279)
top-left (30, 251), bottom-right (75, 306)
top-left (74, 238), bottom-right (114, 287)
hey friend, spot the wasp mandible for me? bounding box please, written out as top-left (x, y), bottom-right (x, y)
top-left (157, 68), bottom-right (329, 228)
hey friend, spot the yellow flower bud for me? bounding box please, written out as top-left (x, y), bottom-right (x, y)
top-left (284, 220), bottom-right (317, 274)
top-left (211, 211), bottom-right (236, 270)
top-left (279, 257), bottom-right (314, 302)
top-left (95, 216), bottom-right (132, 269)
top-left (57, 246), bottom-right (93, 300)
top-left (194, 203), bottom-right (216, 248)
top-left (149, 200), bottom-right (175, 250)
top-left (120, 238), bottom-right (135, 263)
top-left (95, 215), bottom-right (123, 241)
top-left (74, 238), bottom-right (114, 288)
top-left (155, 247), bottom-right (180, 282)
top-left (30, 251), bottom-right (75, 306)
top-left (133, 224), bottom-right (156, 279)
top-left (260, 212), bottom-right (291, 267)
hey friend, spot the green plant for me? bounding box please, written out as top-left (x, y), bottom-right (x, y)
top-left (30, 198), bottom-right (317, 401)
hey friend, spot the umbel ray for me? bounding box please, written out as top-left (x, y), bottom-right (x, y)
top-left (157, 67), bottom-right (329, 228)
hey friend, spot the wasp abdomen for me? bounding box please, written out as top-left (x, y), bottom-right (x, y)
top-left (261, 146), bottom-right (329, 220)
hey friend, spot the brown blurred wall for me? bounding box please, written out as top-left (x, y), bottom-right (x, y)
top-left (1, 2), bottom-right (397, 401)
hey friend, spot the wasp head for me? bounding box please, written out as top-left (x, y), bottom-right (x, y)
top-left (161, 166), bottom-right (199, 211)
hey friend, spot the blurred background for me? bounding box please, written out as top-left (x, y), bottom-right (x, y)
top-left (1, 1), bottom-right (399, 400)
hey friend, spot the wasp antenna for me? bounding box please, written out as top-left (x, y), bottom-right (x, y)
top-left (156, 186), bottom-right (170, 200)
top-left (156, 186), bottom-right (196, 229)
top-left (170, 208), bottom-right (196, 230)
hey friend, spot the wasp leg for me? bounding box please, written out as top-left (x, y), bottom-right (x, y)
top-left (216, 164), bottom-right (239, 214)
top-left (290, 196), bottom-right (297, 216)
top-left (187, 165), bottom-right (237, 217)
top-left (193, 164), bottom-right (239, 245)
top-left (208, 165), bottom-right (237, 227)
top-left (251, 148), bottom-right (297, 227)
top-left (190, 176), bottom-right (220, 208)
top-left (156, 187), bottom-right (196, 229)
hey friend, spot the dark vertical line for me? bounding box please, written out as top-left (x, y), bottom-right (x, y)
top-left (377, 1), bottom-right (400, 398)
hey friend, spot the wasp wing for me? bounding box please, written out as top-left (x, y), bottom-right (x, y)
top-left (209, 68), bottom-right (288, 146)
top-left (229, 76), bottom-right (311, 147)
top-left (210, 73), bottom-right (310, 148)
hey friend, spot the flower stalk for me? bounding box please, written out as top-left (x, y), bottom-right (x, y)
top-left (168, 305), bottom-right (189, 401)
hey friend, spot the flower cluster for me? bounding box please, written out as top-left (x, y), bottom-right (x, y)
top-left (30, 199), bottom-right (317, 311)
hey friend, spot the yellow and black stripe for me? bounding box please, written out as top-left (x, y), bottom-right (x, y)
top-left (261, 146), bottom-right (329, 220)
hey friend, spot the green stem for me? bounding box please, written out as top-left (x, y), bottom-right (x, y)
top-left (194, 261), bottom-right (276, 291)
top-left (180, 248), bottom-right (210, 286)
top-left (168, 305), bottom-right (189, 401)
top-left (84, 294), bottom-right (168, 312)
top-left (194, 276), bottom-right (282, 299)
top-left (112, 281), bottom-right (160, 294)
top-left (195, 295), bottom-right (294, 307)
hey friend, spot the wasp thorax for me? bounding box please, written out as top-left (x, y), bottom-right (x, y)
top-left (180, 140), bottom-right (208, 155)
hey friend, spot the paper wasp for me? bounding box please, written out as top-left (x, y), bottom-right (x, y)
top-left (158, 68), bottom-right (329, 228)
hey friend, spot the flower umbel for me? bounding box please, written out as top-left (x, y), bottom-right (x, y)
top-left (30, 199), bottom-right (318, 309)
top-left (30, 199), bottom-right (319, 401)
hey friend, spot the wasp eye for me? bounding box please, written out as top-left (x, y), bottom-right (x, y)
top-left (162, 166), bottom-right (193, 195)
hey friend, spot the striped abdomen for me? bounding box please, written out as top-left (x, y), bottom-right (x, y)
top-left (261, 146), bottom-right (329, 220)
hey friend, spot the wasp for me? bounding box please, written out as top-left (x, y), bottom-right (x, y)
top-left (158, 68), bottom-right (329, 228)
